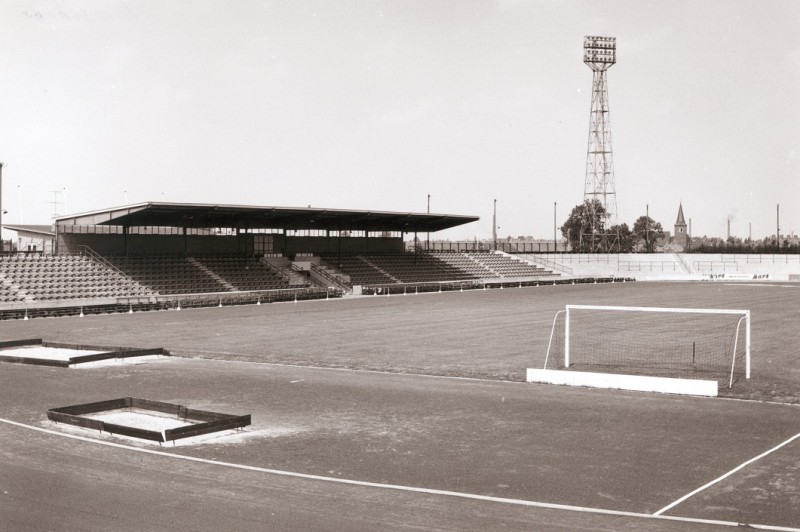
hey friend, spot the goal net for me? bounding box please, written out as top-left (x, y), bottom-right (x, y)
top-left (543, 305), bottom-right (750, 387)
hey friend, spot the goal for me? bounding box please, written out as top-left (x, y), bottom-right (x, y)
top-left (542, 305), bottom-right (750, 388)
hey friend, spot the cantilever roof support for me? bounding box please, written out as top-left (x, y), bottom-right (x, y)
top-left (337, 225), bottom-right (342, 266)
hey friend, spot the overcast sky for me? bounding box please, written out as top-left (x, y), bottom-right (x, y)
top-left (1, 0), bottom-right (797, 241)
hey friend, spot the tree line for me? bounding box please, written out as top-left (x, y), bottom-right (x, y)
top-left (561, 199), bottom-right (664, 253)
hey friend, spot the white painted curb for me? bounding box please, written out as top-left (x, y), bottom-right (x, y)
top-left (526, 368), bottom-right (718, 397)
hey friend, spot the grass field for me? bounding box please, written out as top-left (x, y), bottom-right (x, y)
top-left (1, 281), bottom-right (798, 402)
top-left (1, 281), bottom-right (799, 530)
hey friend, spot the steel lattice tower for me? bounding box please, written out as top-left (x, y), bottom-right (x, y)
top-left (582, 36), bottom-right (617, 249)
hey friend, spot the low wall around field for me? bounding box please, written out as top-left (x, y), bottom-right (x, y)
top-left (527, 253), bottom-right (800, 281)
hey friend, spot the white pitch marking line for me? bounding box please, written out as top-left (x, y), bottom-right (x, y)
top-left (1, 418), bottom-right (799, 532)
top-left (655, 431), bottom-right (800, 516)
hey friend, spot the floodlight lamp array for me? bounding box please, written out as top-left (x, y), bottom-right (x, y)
top-left (584, 36), bottom-right (616, 67)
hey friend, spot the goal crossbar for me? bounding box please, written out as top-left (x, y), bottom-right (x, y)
top-left (562, 304), bottom-right (750, 380)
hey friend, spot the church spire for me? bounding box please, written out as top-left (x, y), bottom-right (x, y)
top-left (675, 203), bottom-right (686, 226)
top-left (673, 203), bottom-right (688, 249)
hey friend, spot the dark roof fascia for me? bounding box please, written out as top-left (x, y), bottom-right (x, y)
top-left (54, 202), bottom-right (479, 234)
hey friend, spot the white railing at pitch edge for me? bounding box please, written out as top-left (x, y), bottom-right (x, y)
top-left (562, 304), bottom-right (750, 381)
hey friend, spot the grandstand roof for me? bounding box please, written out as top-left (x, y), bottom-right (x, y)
top-left (55, 202), bottom-right (479, 233)
top-left (4, 224), bottom-right (55, 238)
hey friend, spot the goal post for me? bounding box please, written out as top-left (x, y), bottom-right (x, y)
top-left (542, 304), bottom-right (750, 389)
top-left (563, 305), bottom-right (750, 379)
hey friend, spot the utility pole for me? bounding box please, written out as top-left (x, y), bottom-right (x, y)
top-left (553, 202), bottom-right (557, 253)
top-left (49, 190), bottom-right (63, 218)
top-left (427, 194), bottom-right (430, 251)
top-left (777, 204), bottom-right (781, 251)
top-left (492, 199), bottom-right (497, 251)
top-left (646, 203), bottom-right (650, 253)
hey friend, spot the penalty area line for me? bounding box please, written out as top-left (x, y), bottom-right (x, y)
top-left (655, 431), bottom-right (800, 517)
top-left (1, 418), bottom-right (799, 532)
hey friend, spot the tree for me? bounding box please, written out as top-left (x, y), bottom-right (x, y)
top-left (633, 215), bottom-right (665, 253)
top-left (561, 199), bottom-right (606, 253)
top-left (608, 223), bottom-right (635, 253)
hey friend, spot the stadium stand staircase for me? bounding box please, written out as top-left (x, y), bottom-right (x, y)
top-left (360, 257), bottom-right (401, 283)
top-left (262, 256), bottom-right (308, 287)
top-left (193, 256), bottom-right (291, 291)
top-left (188, 258), bottom-right (237, 291)
top-left (309, 263), bottom-right (351, 291)
top-left (674, 253), bottom-right (695, 274)
top-left (288, 256), bottom-right (353, 291)
top-left (78, 246), bottom-right (140, 284)
top-left (315, 259), bottom-right (351, 286)
top-left (322, 255), bottom-right (395, 286)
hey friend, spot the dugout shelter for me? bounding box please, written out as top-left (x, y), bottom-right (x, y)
top-left (54, 202), bottom-right (479, 258)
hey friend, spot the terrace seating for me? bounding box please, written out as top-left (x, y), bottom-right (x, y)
top-left (194, 256), bottom-right (290, 291)
top-left (103, 254), bottom-right (303, 295)
top-left (324, 253), bottom-right (474, 285)
top-left (105, 254), bottom-right (229, 295)
top-left (430, 252), bottom-right (495, 278)
top-left (365, 254), bottom-right (473, 283)
top-left (0, 254), bottom-right (153, 301)
top-left (463, 252), bottom-right (556, 278)
top-left (323, 255), bottom-right (395, 286)
top-left (324, 252), bottom-right (557, 286)
top-left (0, 281), bottom-right (26, 303)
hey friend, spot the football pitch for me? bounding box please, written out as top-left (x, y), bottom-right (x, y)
top-left (1, 282), bottom-right (799, 530)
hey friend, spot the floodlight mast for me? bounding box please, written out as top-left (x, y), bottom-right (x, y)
top-left (582, 36), bottom-right (618, 251)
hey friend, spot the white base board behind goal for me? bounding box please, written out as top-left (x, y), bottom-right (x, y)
top-left (526, 368), bottom-right (718, 397)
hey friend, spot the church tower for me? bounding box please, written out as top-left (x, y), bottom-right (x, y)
top-left (674, 203), bottom-right (688, 249)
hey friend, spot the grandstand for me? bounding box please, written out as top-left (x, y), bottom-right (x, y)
top-left (0, 201), bottom-right (574, 316)
top-left (0, 202), bottom-right (491, 314)
top-left (2, 200), bottom-right (795, 318)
